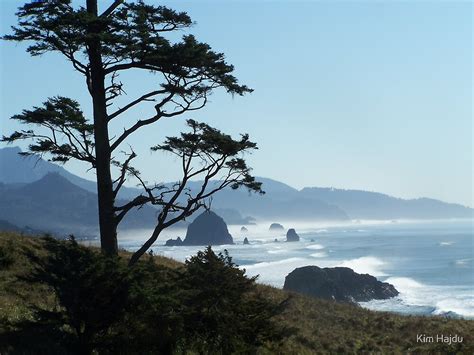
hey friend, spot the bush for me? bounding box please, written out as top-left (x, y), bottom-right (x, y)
top-left (122, 247), bottom-right (285, 354)
top-left (117, 257), bottom-right (187, 354)
top-left (180, 246), bottom-right (285, 353)
top-left (0, 242), bottom-right (15, 270)
top-left (2, 239), bottom-right (285, 354)
top-left (6, 236), bottom-right (130, 354)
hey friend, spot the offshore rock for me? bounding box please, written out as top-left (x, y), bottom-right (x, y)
top-left (182, 211), bottom-right (233, 246)
top-left (286, 228), bottom-right (300, 242)
top-left (284, 266), bottom-right (399, 303)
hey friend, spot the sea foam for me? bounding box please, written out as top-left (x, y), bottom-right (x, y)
top-left (366, 277), bottom-right (474, 318)
top-left (336, 256), bottom-right (388, 276)
top-left (305, 244), bottom-right (325, 250)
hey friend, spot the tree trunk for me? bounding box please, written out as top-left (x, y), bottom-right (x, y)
top-left (87, 0), bottom-right (118, 255)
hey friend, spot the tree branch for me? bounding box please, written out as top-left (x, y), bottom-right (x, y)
top-left (108, 89), bottom-right (167, 121)
top-left (100, 0), bottom-right (125, 18)
top-left (112, 151), bottom-right (136, 198)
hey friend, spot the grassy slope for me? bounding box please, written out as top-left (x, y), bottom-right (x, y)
top-left (0, 232), bottom-right (473, 354)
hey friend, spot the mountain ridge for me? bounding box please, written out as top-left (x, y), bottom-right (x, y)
top-left (0, 146), bottom-right (471, 223)
top-left (0, 172), bottom-right (159, 236)
top-left (300, 187), bottom-right (472, 219)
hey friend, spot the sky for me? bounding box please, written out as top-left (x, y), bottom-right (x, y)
top-left (0, 0), bottom-right (472, 207)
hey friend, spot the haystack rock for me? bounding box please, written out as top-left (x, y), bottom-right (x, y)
top-left (283, 266), bottom-right (399, 303)
top-left (286, 228), bottom-right (300, 242)
top-left (243, 237), bottom-right (250, 245)
top-left (182, 211), bottom-right (233, 246)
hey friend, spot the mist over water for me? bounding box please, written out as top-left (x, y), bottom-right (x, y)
top-left (118, 219), bottom-right (474, 318)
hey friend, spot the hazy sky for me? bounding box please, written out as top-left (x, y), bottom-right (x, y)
top-left (1, 1), bottom-right (472, 207)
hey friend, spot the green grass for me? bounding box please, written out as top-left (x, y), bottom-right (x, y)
top-left (1, 232), bottom-right (473, 354)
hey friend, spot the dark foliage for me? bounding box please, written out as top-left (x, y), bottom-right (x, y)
top-left (181, 247), bottom-right (285, 353)
top-left (0, 238), bottom-right (284, 354)
top-left (116, 258), bottom-right (188, 354)
top-left (0, 242), bottom-right (15, 270)
top-left (5, 237), bottom-right (130, 354)
top-left (1, 97), bottom-right (95, 164)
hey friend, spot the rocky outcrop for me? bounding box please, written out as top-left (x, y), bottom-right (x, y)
top-left (243, 237), bottom-right (249, 245)
top-left (269, 223), bottom-right (284, 231)
top-left (283, 266), bottom-right (399, 303)
top-left (181, 211), bottom-right (233, 246)
top-left (241, 226), bottom-right (248, 233)
top-left (286, 228), bottom-right (300, 242)
top-left (165, 237), bottom-right (183, 246)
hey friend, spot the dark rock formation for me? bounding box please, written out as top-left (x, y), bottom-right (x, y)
top-left (182, 211), bottom-right (233, 246)
top-left (243, 237), bottom-right (249, 245)
top-left (241, 226), bottom-right (248, 233)
top-left (283, 266), bottom-right (399, 303)
top-left (286, 228), bottom-right (300, 242)
top-left (274, 238), bottom-right (279, 243)
top-left (269, 223), bottom-right (284, 231)
top-left (165, 237), bottom-right (183, 246)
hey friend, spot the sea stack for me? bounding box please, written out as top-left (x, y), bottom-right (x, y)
top-left (182, 211), bottom-right (233, 246)
top-left (283, 266), bottom-right (399, 303)
top-left (286, 228), bottom-right (300, 242)
top-left (243, 237), bottom-right (249, 245)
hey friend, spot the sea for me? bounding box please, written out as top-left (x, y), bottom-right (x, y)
top-left (117, 219), bottom-right (474, 319)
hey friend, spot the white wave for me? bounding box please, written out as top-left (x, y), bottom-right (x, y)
top-left (267, 249), bottom-right (288, 254)
top-left (336, 256), bottom-right (388, 276)
top-left (242, 257), bottom-right (316, 288)
top-left (385, 277), bottom-right (424, 290)
top-left (305, 244), bottom-right (325, 250)
top-left (440, 241), bottom-right (454, 246)
top-left (455, 258), bottom-right (472, 266)
top-left (315, 229), bottom-right (328, 234)
top-left (244, 257), bottom-right (306, 270)
top-left (310, 252), bottom-right (327, 258)
top-left (377, 277), bottom-right (474, 318)
top-left (383, 277), bottom-right (425, 305)
top-left (434, 297), bottom-right (474, 318)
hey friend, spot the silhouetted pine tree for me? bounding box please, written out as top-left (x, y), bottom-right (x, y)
top-left (3, 0), bottom-right (261, 262)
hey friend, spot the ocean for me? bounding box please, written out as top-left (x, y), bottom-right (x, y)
top-left (118, 219), bottom-right (474, 318)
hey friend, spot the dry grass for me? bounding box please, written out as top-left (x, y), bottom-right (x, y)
top-left (1, 232), bottom-right (473, 354)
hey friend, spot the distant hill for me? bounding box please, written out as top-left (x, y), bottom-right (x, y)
top-left (1, 146), bottom-right (471, 223)
top-left (300, 187), bottom-right (473, 219)
top-left (0, 173), bottom-right (158, 236)
top-left (0, 146), bottom-right (140, 199)
top-left (0, 219), bottom-right (22, 233)
top-left (0, 219), bottom-right (45, 236)
top-left (0, 147), bottom-right (349, 222)
top-left (209, 184), bottom-right (349, 221)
